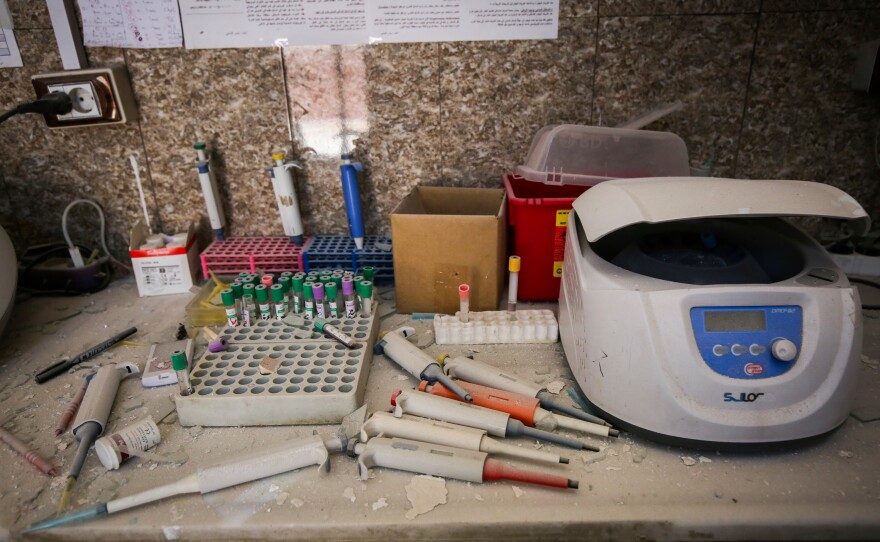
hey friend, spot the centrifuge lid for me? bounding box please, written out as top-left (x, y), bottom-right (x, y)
top-left (574, 177), bottom-right (871, 242)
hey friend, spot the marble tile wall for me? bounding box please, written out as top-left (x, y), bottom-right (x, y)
top-left (1, 1), bottom-right (879, 263)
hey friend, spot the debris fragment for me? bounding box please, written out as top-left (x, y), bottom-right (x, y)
top-left (681, 456), bottom-right (697, 467)
top-left (343, 487), bottom-right (356, 502)
top-left (371, 497), bottom-right (388, 511)
top-left (582, 449), bottom-right (607, 465)
top-left (546, 381), bottom-right (565, 395)
top-left (631, 447), bottom-right (647, 464)
top-left (417, 331), bottom-right (434, 348)
top-left (404, 475), bottom-right (447, 520)
top-left (860, 355), bottom-right (879, 369)
top-left (839, 450), bottom-right (854, 459)
top-left (606, 466), bottom-right (622, 471)
top-left (474, 494), bottom-right (484, 501)
top-left (275, 492), bottom-right (289, 506)
top-left (259, 356), bottom-right (283, 375)
top-left (290, 497), bottom-right (304, 508)
top-left (698, 456), bottom-right (712, 464)
top-left (534, 367), bottom-right (551, 376)
top-left (512, 486), bottom-right (524, 498)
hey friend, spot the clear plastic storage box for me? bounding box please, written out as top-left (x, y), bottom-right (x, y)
top-left (515, 124), bottom-right (690, 186)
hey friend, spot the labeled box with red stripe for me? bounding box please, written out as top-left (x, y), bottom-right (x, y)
top-left (129, 220), bottom-right (199, 297)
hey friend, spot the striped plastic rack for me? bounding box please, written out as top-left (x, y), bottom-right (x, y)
top-left (303, 235), bottom-right (393, 281)
top-left (200, 237), bottom-right (305, 277)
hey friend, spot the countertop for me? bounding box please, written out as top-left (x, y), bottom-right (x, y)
top-left (0, 277), bottom-right (878, 541)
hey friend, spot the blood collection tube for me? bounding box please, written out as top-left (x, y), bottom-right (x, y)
top-left (459, 284), bottom-right (470, 323)
top-left (255, 285), bottom-right (272, 320)
top-left (171, 350), bottom-right (192, 396)
top-left (271, 284), bottom-right (286, 320)
top-left (221, 289), bottom-right (238, 327)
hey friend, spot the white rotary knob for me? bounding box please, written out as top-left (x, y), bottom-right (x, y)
top-left (771, 339), bottom-right (797, 362)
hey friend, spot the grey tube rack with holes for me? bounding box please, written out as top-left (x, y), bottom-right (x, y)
top-left (175, 310), bottom-right (380, 426)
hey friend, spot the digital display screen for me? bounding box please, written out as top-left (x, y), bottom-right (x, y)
top-left (704, 310), bottom-right (766, 332)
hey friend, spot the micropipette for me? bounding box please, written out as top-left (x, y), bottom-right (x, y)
top-left (391, 390), bottom-right (597, 451)
top-left (361, 411), bottom-right (568, 465)
top-left (58, 363), bottom-right (139, 514)
top-left (340, 153), bottom-right (365, 249)
top-left (270, 151), bottom-right (305, 246)
top-left (375, 327), bottom-right (472, 402)
top-left (193, 142), bottom-right (225, 241)
top-left (442, 355), bottom-right (611, 427)
top-left (25, 434), bottom-right (333, 533)
top-left (24, 406), bottom-right (368, 533)
top-left (350, 436), bottom-right (578, 490)
top-left (420, 380), bottom-right (618, 439)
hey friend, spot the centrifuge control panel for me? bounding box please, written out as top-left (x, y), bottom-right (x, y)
top-left (689, 305), bottom-right (803, 379)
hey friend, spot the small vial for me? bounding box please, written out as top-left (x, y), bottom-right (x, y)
top-left (313, 282), bottom-right (327, 319)
top-left (241, 292), bottom-right (256, 327)
top-left (359, 280), bottom-right (373, 318)
top-left (325, 282), bottom-right (340, 319)
top-left (363, 266), bottom-right (375, 282)
top-left (342, 277), bottom-right (357, 318)
top-left (458, 284), bottom-right (470, 323)
top-left (314, 319), bottom-right (358, 348)
top-left (332, 275), bottom-right (344, 309)
top-left (242, 284), bottom-right (257, 327)
top-left (261, 274), bottom-right (274, 287)
top-left (231, 281), bottom-right (244, 321)
top-left (303, 282), bottom-right (316, 321)
top-left (171, 350), bottom-right (193, 396)
top-left (291, 276), bottom-right (305, 314)
top-left (277, 276), bottom-right (292, 314)
top-left (353, 274), bottom-right (364, 309)
top-left (255, 284), bottom-right (272, 320)
top-left (221, 288), bottom-right (238, 327)
top-left (271, 284), bottom-right (286, 320)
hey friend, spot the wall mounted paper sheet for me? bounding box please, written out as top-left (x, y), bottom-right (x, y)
top-left (79, 0), bottom-right (182, 48)
top-left (0, 0), bottom-right (22, 68)
top-left (180, 0), bottom-right (558, 49)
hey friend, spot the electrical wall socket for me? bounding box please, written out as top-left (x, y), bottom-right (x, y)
top-left (31, 66), bottom-right (137, 128)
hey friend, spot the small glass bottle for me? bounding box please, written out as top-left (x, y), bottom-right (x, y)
top-left (171, 350), bottom-right (193, 396)
top-left (231, 281), bottom-right (244, 322)
top-left (303, 282), bottom-right (316, 321)
top-left (313, 282), bottom-right (327, 319)
top-left (325, 282), bottom-right (340, 319)
top-left (291, 276), bottom-right (305, 314)
top-left (271, 284), bottom-right (286, 320)
top-left (359, 280), bottom-right (373, 318)
top-left (221, 288), bottom-right (238, 327)
top-left (277, 276), bottom-right (292, 315)
top-left (255, 284), bottom-right (272, 320)
top-left (241, 292), bottom-right (257, 327)
top-left (342, 277), bottom-right (357, 319)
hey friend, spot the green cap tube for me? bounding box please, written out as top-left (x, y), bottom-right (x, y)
top-left (325, 282), bottom-right (338, 299)
top-left (363, 267), bottom-right (375, 281)
top-left (231, 281), bottom-right (243, 299)
top-left (170, 350), bottom-right (188, 371)
top-left (255, 284), bottom-right (269, 302)
top-left (280, 271), bottom-right (293, 279)
top-left (332, 275), bottom-right (342, 290)
top-left (243, 283), bottom-right (256, 297)
top-left (359, 280), bottom-right (373, 298)
top-left (320, 275), bottom-right (332, 284)
top-left (271, 283), bottom-right (284, 302)
top-left (221, 288), bottom-right (235, 307)
top-left (303, 282), bottom-right (314, 299)
top-left (278, 275), bottom-right (291, 292)
top-left (292, 276), bottom-right (304, 292)
top-left (237, 272), bottom-right (250, 279)
top-left (313, 319), bottom-right (327, 332)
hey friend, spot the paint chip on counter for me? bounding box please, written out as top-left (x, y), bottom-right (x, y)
top-left (404, 475), bottom-right (447, 520)
top-left (371, 497), bottom-right (388, 511)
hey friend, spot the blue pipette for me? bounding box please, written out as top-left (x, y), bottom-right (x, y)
top-left (340, 154), bottom-right (365, 249)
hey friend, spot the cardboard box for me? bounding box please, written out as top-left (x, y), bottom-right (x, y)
top-left (391, 186), bottom-right (507, 314)
top-left (129, 220), bottom-right (200, 297)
